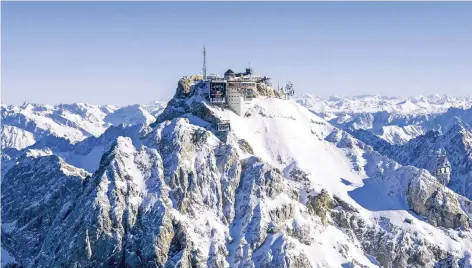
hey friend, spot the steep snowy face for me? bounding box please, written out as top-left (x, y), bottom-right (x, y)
top-left (0, 101), bottom-right (167, 177)
top-left (1, 155), bottom-right (89, 266)
top-left (1, 125), bottom-right (36, 150)
top-left (55, 123), bottom-right (149, 173)
top-left (0, 101), bottom-right (166, 146)
top-left (1, 103), bottom-right (113, 143)
top-left (142, 100), bottom-right (169, 117)
top-left (0, 123), bottom-right (152, 181)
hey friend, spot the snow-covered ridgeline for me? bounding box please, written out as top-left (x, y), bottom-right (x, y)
top-left (0, 101), bottom-right (167, 149)
top-left (295, 94), bottom-right (472, 115)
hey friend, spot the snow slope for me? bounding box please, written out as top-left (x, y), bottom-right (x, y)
top-left (1, 125), bottom-right (36, 150)
top-left (215, 98), bottom-right (361, 196)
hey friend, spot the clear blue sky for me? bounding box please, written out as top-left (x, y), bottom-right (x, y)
top-left (2, 2), bottom-right (472, 105)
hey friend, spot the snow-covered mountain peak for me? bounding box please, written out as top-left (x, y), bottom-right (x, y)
top-left (111, 136), bottom-right (135, 154)
top-left (2, 78), bottom-right (472, 267)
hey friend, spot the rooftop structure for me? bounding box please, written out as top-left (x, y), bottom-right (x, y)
top-left (224, 69), bottom-right (235, 78)
top-left (201, 47), bottom-right (293, 118)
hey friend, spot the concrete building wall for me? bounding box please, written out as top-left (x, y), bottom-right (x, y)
top-left (227, 86), bottom-right (244, 116)
top-left (226, 81), bottom-right (257, 116)
top-left (207, 77), bottom-right (257, 116)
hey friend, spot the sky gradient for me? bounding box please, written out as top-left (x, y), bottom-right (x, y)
top-left (2, 2), bottom-right (472, 105)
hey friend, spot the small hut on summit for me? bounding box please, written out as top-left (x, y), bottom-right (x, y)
top-left (224, 69), bottom-right (235, 79)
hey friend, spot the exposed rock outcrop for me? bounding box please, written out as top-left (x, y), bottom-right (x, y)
top-left (255, 82), bottom-right (282, 98)
top-left (306, 189), bottom-right (333, 225)
top-left (238, 139), bottom-right (254, 155)
top-left (230, 156), bottom-right (311, 267)
top-left (407, 171), bottom-right (470, 229)
top-left (176, 75), bottom-right (203, 98)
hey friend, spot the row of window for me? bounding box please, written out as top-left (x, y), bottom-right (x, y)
top-left (228, 84), bottom-right (255, 87)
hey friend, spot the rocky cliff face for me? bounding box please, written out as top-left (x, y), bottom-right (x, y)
top-left (34, 137), bottom-right (174, 267)
top-left (1, 155), bottom-right (89, 266)
top-left (407, 171), bottom-right (471, 229)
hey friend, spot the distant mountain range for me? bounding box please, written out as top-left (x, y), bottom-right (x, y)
top-left (1, 101), bottom-right (167, 150)
top-left (295, 94), bottom-right (472, 115)
top-left (294, 94), bottom-right (472, 144)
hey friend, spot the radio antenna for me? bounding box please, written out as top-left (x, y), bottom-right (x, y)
top-left (203, 46), bottom-right (207, 80)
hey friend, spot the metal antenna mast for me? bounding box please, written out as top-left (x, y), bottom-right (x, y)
top-left (283, 81), bottom-right (295, 100)
top-left (203, 46), bottom-right (207, 80)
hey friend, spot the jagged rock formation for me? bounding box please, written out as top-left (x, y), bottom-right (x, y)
top-left (176, 75), bottom-right (203, 98)
top-left (306, 189), bottom-right (332, 225)
top-left (34, 137), bottom-right (175, 267)
top-left (331, 202), bottom-right (470, 268)
top-left (304, 188), bottom-right (470, 268)
top-left (255, 82), bottom-right (283, 98)
top-left (1, 155), bottom-right (89, 266)
top-left (407, 172), bottom-right (471, 229)
top-left (3, 119), bottom-right (317, 267)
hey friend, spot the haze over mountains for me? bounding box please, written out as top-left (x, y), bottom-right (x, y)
top-left (2, 90), bottom-right (472, 267)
